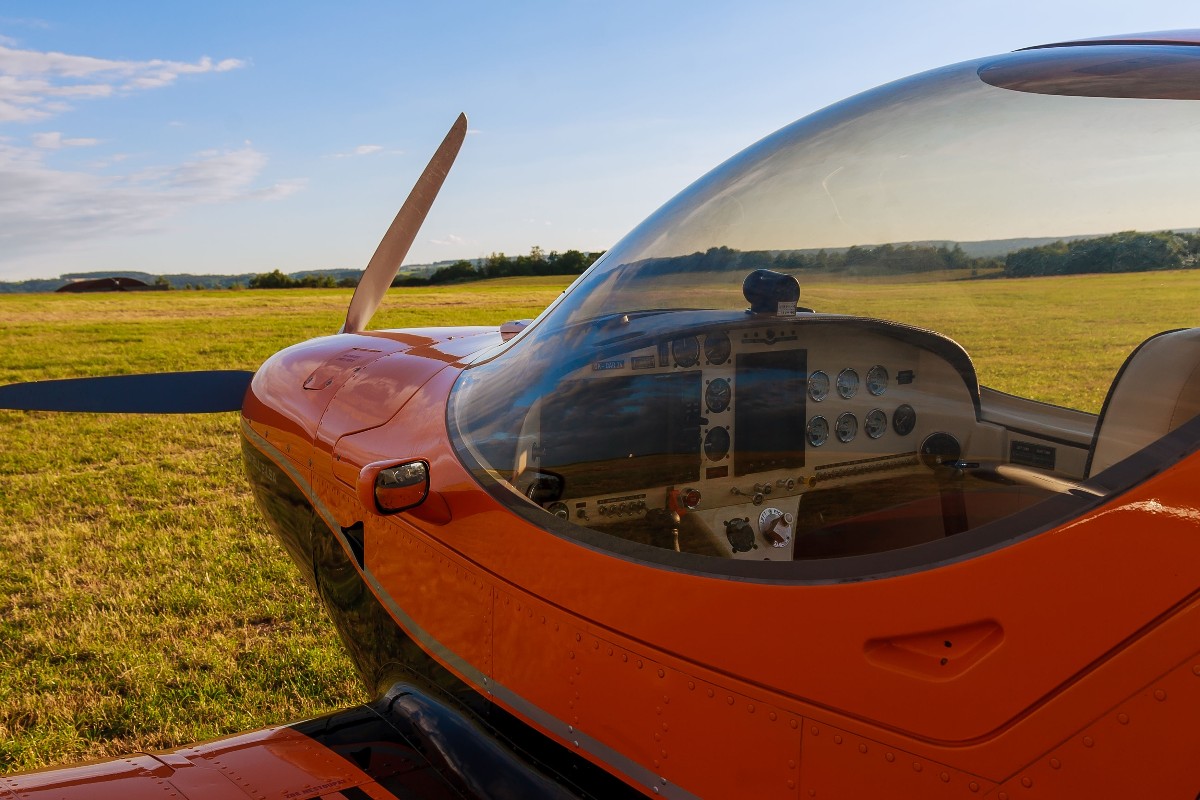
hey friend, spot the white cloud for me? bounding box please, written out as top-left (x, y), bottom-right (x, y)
top-left (31, 130), bottom-right (98, 149)
top-left (431, 233), bottom-right (471, 246)
top-left (328, 143), bottom-right (394, 159)
top-left (0, 142), bottom-right (304, 261)
top-left (0, 41), bottom-right (279, 269)
top-left (0, 43), bottom-right (246, 122)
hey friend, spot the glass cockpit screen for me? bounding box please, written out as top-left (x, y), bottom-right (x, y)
top-left (734, 349), bottom-right (807, 475)
top-left (539, 371), bottom-right (702, 497)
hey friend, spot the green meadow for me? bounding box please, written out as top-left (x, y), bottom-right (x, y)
top-left (1, 270), bottom-right (1199, 773)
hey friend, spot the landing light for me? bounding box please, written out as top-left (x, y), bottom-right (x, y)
top-left (361, 460), bottom-right (430, 515)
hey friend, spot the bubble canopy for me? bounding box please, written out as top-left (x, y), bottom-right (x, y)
top-left (449, 41), bottom-right (1200, 574)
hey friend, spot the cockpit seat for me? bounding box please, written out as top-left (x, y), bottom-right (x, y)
top-left (1087, 328), bottom-right (1200, 477)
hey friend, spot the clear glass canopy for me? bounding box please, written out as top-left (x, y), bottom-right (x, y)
top-left (449, 43), bottom-right (1200, 576)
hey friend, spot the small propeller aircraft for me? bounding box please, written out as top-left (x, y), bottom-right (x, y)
top-left (2, 29), bottom-right (1199, 799)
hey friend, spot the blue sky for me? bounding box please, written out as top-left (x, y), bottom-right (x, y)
top-left (0, 1), bottom-right (1196, 280)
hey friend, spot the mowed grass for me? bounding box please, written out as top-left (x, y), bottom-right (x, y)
top-left (0, 279), bottom-right (568, 773)
top-left (2, 270), bottom-right (1199, 773)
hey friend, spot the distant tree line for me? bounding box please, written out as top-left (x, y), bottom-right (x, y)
top-left (248, 269), bottom-right (358, 289)
top-left (1003, 230), bottom-right (1200, 277)
top-left (630, 243), bottom-right (999, 279)
top-left (392, 247), bottom-right (604, 287)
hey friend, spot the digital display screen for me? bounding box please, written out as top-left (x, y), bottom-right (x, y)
top-left (539, 372), bottom-right (702, 497)
top-left (734, 349), bottom-right (806, 475)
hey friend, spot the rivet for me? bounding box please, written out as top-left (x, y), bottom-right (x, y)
top-left (574, 740), bottom-right (580, 747)
top-left (940, 771), bottom-right (950, 783)
top-left (569, 651), bottom-right (575, 659)
top-left (1082, 736), bottom-right (1095, 748)
top-left (593, 640), bottom-right (599, 649)
top-left (575, 633), bottom-right (581, 642)
top-left (555, 623), bottom-right (559, 631)
top-left (637, 660), bottom-right (644, 669)
top-left (726, 696), bottom-right (735, 705)
top-left (688, 681), bottom-right (695, 690)
top-left (969, 781), bottom-right (980, 792)
top-left (661, 750), bottom-right (667, 758)
top-left (789, 719), bottom-right (798, 729)
top-left (770, 711), bottom-right (778, 721)
top-left (999, 793), bottom-right (1009, 800)
top-left (788, 759), bottom-right (797, 769)
top-left (622, 654), bottom-right (628, 662)
top-left (541, 616), bottom-right (546, 624)
top-left (607, 647), bottom-right (613, 655)
top-left (568, 725), bottom-right (574, 733)
top-left (654, 733), bottom-right (661, 742)
top-left (747, 704), bottom-right (755, 713)
top-left (658, 668), bottom-right (665, 678)
top-left (652, 787), bottom-right (659, 795)
top-left (912, 762), bottom-right (922, 772)
top-left (885, 752), bottom-right (895, 763)
top-left (1192, 664), bottom-right (1200, 676)
top-left (663, 695), bottom-right (670, 704)
top-left (833, 735), bottom-right (843, 745)
top-left (1049, 758), bottom-right (1061, 769)
top-left (858, 744), bottom-right (868, 754)
top-left (786, 779), bottom-right (795, 789)
top-left (1117, 713), bottom-right (1130, 725)
top-left (653, 760), bottom-right (660, 768)
top-left (707, 688), bottom-right (714, 698)
top-left (1021, 777), bottom-right (1033, 788)
top-left (662, 722), bottom-right (668, 731)
top-left (656, 707), bottom-right (663, 715)
top-left (1153, 689), bottom-right (1167, 701)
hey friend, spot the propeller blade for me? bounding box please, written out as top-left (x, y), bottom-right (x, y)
top-left (342, 112), bottom-right (468, 334)
top-left (0, 370), bottom-right (254, 414)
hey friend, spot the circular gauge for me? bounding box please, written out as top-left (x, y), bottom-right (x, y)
top-left (808, 370), bottom-right (830, 402)
top-left (807, 415), bottom-right (829, 447)
top-left (893, 403), bottom-right (917, 436)
top-left (672, 336), bottom-right (700, 368)
top-left (836, 368), bottom-right (860, 399)
top-left (867, 365), bottom-right (889, 396)
top-left (835, 412), bottom-right (858, 443)
top-left (704, 427), bottom-right (730, 461)
top-left (705, 378), bottom-right (731, 413)
top-left (865, 408), bottom-right (887, 439)
top-left (704, 332), bottom-right (731, 365)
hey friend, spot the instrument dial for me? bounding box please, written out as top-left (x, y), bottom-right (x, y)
top-left (808, 370), bottom-right (830, 402)
top-left (705, 378), bottom-right (731, 413)
top-left (807, 415), bottom-right (829, 447)
top-left (867, 365), bottom-right (889, 396)
top-left (865, 408), bottom-right (887, 439)
top-left (893, 403), bottom-right (917, 436)
top-left (672, 336), bottom-right (700, 368)
top-left (836, 368), bottom-right (859, 399)
top-left (704, 427), bottom-right (731, 461)
top-left (704, 332), bottom-right (731, 365)
top-left (836, 412), bottom-right (858, 443)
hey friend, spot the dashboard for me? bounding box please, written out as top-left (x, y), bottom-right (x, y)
top-left (517, 314), bottom-right (1052, 560)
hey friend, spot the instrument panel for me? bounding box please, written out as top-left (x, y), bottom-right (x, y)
top-left (524, 316), bottom-right (983, 559)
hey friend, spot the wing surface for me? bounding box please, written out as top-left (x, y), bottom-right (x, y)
top-left (1, 686), bottom-right (579, 800)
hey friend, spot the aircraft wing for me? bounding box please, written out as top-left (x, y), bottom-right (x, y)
top-left (0, 685), bottom-right (581, 800)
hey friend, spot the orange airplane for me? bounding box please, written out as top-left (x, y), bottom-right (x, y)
top-left (2, 29), bottom-right (1198, 800)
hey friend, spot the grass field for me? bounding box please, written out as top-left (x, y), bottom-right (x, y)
top-left (0, 279), bottom-right (569, 772)
top-left (2, 270), bottom-right (1199, 773)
